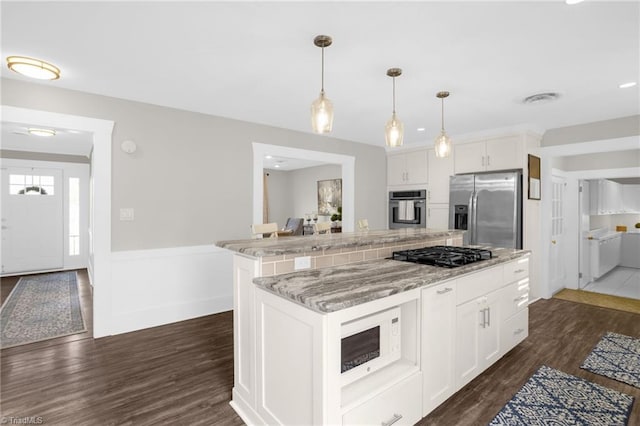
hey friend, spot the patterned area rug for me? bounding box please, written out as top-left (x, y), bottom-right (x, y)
top-left (489, 365), bottom-right (634, 425)
top-left (1, 271), bottom-right (86, 349)
top-left (581, 332), bottom-right (640, 389)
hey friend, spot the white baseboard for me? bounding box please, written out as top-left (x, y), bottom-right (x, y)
top-left (109, 244), bottom-right (233, 335)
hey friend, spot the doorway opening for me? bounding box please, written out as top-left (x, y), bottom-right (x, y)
top-left (252, 143), bottom-right (355, 233)
top-left (1, 106), bottom-right (114, 337)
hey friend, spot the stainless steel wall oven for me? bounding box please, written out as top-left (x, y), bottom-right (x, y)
top-left (388, 190), bottom-right (427, 229)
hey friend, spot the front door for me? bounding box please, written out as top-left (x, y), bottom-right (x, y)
top-left (549, 175), bottom-right (567, 294)
top-left (1, 167), bottom-right (64, 274)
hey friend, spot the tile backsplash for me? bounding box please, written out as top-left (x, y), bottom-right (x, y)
top-left (260, 236), bottom-right (463, 277)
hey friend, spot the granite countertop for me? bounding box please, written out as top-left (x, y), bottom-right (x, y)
top-left (254, 247), bottom-right (530, 313)
top-left (217, 228), bottom-right (465, 257)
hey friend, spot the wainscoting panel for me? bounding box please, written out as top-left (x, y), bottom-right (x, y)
top-left (110, 245), bottom-right (233, 335)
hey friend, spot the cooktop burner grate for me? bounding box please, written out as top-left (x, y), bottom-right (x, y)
top-left (390, 246), bottom-right (492, 268)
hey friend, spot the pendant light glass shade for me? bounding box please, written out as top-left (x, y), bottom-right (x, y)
top-left (385, 113), bottom-right (404, 147)
top-left (434, 131), bottom-right (452, 158)
top-left (311, 35), bottom-right (334, 134)
top-left (385, 68), bottom-right (404, 147)
top-left (435, 91), bottom-right (452, 158)
top-left (311, 90), bottom-right (334, 133)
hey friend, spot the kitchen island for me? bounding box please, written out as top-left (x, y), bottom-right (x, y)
top-left (217, 229), bottom-right (530, 425)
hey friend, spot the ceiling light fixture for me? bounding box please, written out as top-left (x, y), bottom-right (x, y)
top-left (619, 82), bottom-right (637, 89)
top-left (565, 0), bottom-right (584, 4)
top-left (417, 128), bottom-right (426, 132)
top-left (385, 68), bottom-right (404, 147)
top-left (434, 91), bottom-right (452, 158)
top-left (6, 56), bottom-right (61, 80)
top-left (28, 128), bottom-right (56, 137)
top-left (310, 35), bottom-right (334, 134)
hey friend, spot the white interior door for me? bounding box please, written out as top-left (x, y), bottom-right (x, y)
top-left (578, 180), bottom-right (591, 288)
top-left (1, 167), bottom-right (64, 274)
top-left (549, 175), bottom-right (567, 294)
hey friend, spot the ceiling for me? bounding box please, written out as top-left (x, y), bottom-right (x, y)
top-left (1, 1), bottom-right (638, 152)
top-left (264, 155), bottom-right (330, 171)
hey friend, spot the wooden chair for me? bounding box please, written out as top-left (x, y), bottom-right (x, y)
top-left (313, 221), bottom-right (332, 235)
top-left (251, 222), bottom-right (279, 239)
top-left (357, 219), bottom-right (369, 231)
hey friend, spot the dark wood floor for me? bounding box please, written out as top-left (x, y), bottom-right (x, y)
top-left (2, 293), bottom-right (639, 425)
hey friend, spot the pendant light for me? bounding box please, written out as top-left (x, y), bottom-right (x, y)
top-left (434, 91), bottom-right (452, 158)
top-left (385, 68), bottom-right (404, 147)
top-left (310, 35), bottom-right (334, 134)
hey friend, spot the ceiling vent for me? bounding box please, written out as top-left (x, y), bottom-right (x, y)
top-left (522, 92), bottom-right (561, 104)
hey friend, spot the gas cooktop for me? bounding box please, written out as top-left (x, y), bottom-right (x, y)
top-left (390, 246), bottom-right (492, 268)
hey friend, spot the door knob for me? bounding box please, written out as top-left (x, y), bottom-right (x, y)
top-left (551, 240), bottom-right (557, 244)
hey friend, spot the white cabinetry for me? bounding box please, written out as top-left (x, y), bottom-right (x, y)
top-left (388, 150), bottom-right (428, 186)
top-left (455, 288), bottom-right (501, 389)
top-left (621, 233), bottom-right (640, 268)
top-left (590, 179), bottom-right (628, 214)
top-left (427, 148), bottom-right (453, 229)
top-left (421, 281), bottom-right (456, 416)
top-left (427, 204), bottom-right (450, 230)
top-left (591, 234), bottom-right (622, 279)
top-left (622, 184), bottom-right (640, 213)
top-left (454, 135), bottom-right (522, 175)
top-left (499, 258), bottom-right (529, 356)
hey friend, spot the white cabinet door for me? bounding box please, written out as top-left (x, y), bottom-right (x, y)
top-left (406, 149), bottom-right (428, 184)
top-left (622, 184), bottom-right (640, 213)
top-left (427, 149), bottom-right (453, 203)
top-left (422, 282), bottom-right (457, 416)
top-left (388, 154), bottom-right (407, 186)
top-left (455, 297), bottom-right (483, 389)
top-left (454, 141), bottom-right (485, 175)
top-left (485, 135), bottom-right (521, 171)
top-left (455, 291), bottom-right (501, 390)
top-left (427, 203), bottom-right (450, 230)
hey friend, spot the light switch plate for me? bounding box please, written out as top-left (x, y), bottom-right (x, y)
top-left (446, 238), bottom-right (453, 246)
top-left (120, 208), bottom-right (135, 221)
top-left (294, 256), bottom-right (311, 270)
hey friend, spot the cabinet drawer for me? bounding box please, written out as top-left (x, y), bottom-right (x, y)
top-left (343, 373), bottom-right (422, 426)
top-left (503, 257), bottom-right (529, 283)
top-left (457, 265), bottom-right (503, 305)
top-left (501, 308), bottom-right (528, 354)
top-left (500, 278), bottom-right (529, 321)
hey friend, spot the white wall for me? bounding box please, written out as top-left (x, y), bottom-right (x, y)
top-left (591, 214), bottom-right (640, 231)
top-left (290, 165), bottom-right (342, 220)
top-left (265, 164), bottom-right (342, 227)
top-left (264, 169), bottom-right (292, 228)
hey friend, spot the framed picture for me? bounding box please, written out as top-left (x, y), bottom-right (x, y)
top-left (317, 178), bottom-right (342, 215)
top-left (528, 154), bottom-right (541, 200)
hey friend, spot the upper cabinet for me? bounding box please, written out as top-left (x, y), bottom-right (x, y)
top-left (590, 180), bottom-right (639, 215)
top-left (387, 149), bottom-right (428, 186)
top-left (454, 135), bottom-right (522, 175)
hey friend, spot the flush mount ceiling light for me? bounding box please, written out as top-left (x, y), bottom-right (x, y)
top-left (27, 128), bottom-right (56, 137)
top-left (310, 35), bottom-right (334, 134)
top-left (385, 68), bottom-right (404, 148)
top-left (565, 0), bottom-right (585, 4)
top-left (619, 81), bottom-right (637, 89)
top-left (434, 91), bottom-right (452, 158)
top-left (6, 56), bottom-right (61, 80)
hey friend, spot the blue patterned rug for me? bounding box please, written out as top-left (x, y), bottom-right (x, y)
top-left (581, 332), bottom-right (640, 389)
top-left (0, 271), bottom-right (86, 349)
top-left (489, 365), bottom-right (634, 425)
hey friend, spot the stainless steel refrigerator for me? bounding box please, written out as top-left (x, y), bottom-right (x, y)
top-left (449, 171), bottom-right (523, 249)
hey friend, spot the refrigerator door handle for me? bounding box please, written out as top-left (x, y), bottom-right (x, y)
top-left (471, 190), bottom-right (479, 244)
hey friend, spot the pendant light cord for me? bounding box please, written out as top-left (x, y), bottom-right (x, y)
top-left (321, 47), bottom-right (325, 93)
top-left (392, 77), bottom-right (396, 114)
top-left (441, 97), bottom-right (445, 131)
